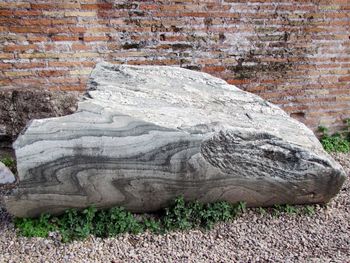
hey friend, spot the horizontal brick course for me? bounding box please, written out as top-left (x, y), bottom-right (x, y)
top-left (0, 0), bottom-right (349, 132)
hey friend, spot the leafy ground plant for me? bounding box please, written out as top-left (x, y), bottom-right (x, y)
top-left (270, 204), bottom-right (316, 217)
top-left (162, 197), bottom-right (245, 231)
top-left (14, 197), bottom-right (316, 242)
top-left (15, 197), bottom-right (245, 242)
top-left (0, 155), bottom-right (16, 174)
top-left (15, 214), bottom-right (56, 238)
top-left (318, 122), bottom-right (350, 153)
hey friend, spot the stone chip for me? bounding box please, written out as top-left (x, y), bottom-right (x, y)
top-left (0, 162), bottom-right (15, 185)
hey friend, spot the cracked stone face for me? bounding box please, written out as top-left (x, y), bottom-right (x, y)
top-left (4, 62), bottom-right (346, 217)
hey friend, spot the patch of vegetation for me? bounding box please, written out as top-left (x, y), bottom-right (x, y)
top-left (15, 197), bottom-right (246, 242)
top-left (15, 214), bottom-right (55, 238)
top-left (0, 155), bottom-right (16, 174)
top-left (318, 124), bottom-right (350, 153)
top-left (15, 197), bottom-right (317, 242)
top-left (162, 197), bottom-right (245, 231)
top-left (270, 204), bottom-right (316, 217)
top-left (303, 205), bottom-right (316, 216)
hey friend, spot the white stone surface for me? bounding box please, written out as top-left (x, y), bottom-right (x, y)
top-left (0, 162), bottom-right (15, 185)
top-left (5, 63), bottom-right (346, 217)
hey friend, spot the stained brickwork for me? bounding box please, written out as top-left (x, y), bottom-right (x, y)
top-left (0, 0), bottom-right (349, 131)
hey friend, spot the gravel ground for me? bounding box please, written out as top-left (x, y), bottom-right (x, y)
top-left (0, 153), bottom-right (349, 263)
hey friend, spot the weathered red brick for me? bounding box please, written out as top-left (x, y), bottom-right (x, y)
top-left (81, 3), bottom-right (113, 10)
top-left (51, 35), bottom-right (79, 41)
top-left (48, 61), bottom-right (96, 68)
top-left (3, 44), bottom-right (38, 52)
top-left (227, 79), bottom-right (252, 85)
top-left (27, 36), bottom-right (48, 42)
top-left (139, 4), bottom-right (158, 10)
top-left (83, 36), bottom-right (109, 42)
top-left (37, 70), bottom-right (69, 77)
top-left (71, 43), bottom-right (91, 51)
top-left (202, 66), bottom-right (226, 73)
top-left (31, 3), bottom-right (81, 9)
top-left (48, 84), bottom-right (85, 91)
top-left (13, 10), bottom-right (42, 16)
top-left (0, 63), bottom-right (12, 69)
top-left (14, 62), bottom-right (46, 69)
top-left (339, 76), bottom-right (350, 82)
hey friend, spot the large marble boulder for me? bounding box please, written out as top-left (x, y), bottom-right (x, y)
top-left (5, 63), bottom-right (346, 217)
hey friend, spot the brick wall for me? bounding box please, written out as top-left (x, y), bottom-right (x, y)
top-left (0, 0), bottom-right (349, 132)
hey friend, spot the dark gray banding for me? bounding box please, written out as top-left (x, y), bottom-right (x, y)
top-left (5, 63), bottom-right (346, 217)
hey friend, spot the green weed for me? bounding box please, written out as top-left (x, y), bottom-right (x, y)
top-left (143, 218), bottom-right (161, 233)
top-left (318, 123), bottom-right (350, 153)
top-left (14, 197), bottom-right (317, 242)
top-left (15, 214), bottom-right (56, 238)
top-left (303, 205), bottom-right (316, 216)
top-left (15, 197), bottom-right (245, 242)
top-left (257, 207), bottom-right (267, 215)
top-left (270, 204), bottom-right (316, 217)
top-left (0, 155), bottom-right (16, 174)
top-left (162, 197), bottom-right (244, 231)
